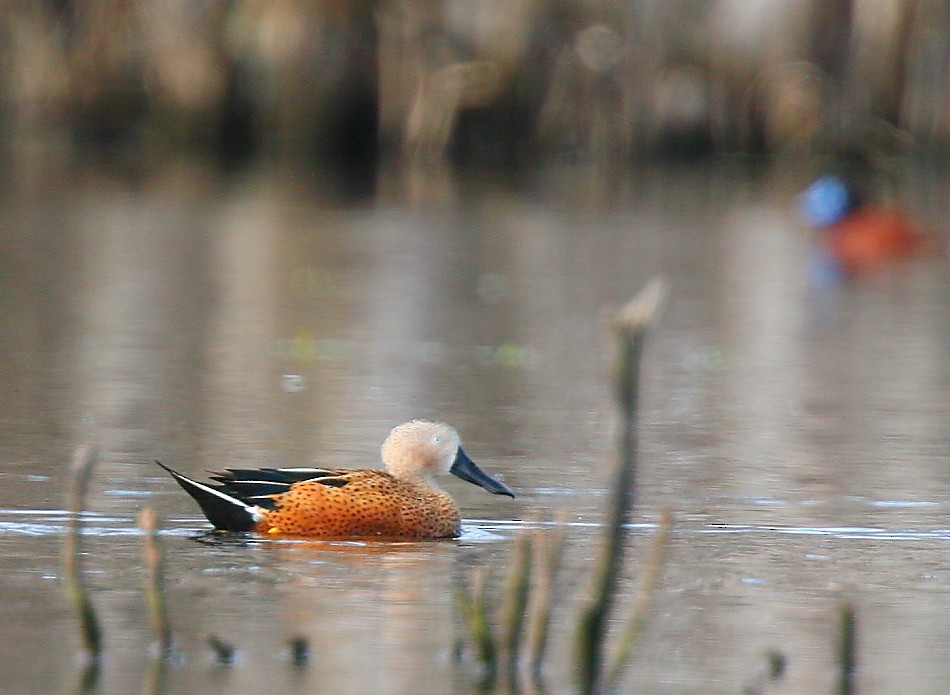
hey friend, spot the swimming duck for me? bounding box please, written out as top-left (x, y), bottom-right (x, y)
top-left (800, 174), bottom-right (932, 281)
top-left (155, 420), bottom-right (514, 539)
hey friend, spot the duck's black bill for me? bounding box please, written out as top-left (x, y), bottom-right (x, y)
top-left (450, 447), bottom-right (515, 498)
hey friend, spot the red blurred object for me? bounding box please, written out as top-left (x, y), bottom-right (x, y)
top-left (823, 206), bottom-right (928, 273)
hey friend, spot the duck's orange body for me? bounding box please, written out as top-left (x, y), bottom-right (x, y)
top-left (156, 420), bottom-right (514, 540)
top-left (250, 470), bottom-right (462, 538)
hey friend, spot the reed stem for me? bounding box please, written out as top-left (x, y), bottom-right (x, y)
top-left (576, 278), bottom-right (666, 695)
top-left (837, 601), bottom-right (857, 695)
top-left (524, 514), bottom-right (568, 684)
top-left (456, 566), bottom-right (498, 682)
top-left (605, 507), bottom-right (673, 689)
top-left (498, 530), bottom-right (533, 683)
top-left (62, 444), bottom-right (102, 670)
top-left (138, 506), bottom-right (173, 657)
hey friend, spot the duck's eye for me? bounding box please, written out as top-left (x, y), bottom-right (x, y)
top-left (432, 435), bottom-right (442, 444)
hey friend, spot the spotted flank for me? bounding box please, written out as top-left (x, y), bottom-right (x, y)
top-left (155, 420), bottom-right (515, 539)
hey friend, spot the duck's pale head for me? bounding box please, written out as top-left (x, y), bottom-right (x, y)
top-left (381, 420), bottom-right (515, 498)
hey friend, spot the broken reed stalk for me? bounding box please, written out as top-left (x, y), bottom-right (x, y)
top-left (837, 601), bottom-right (857, 695)
top-left (456, 565), bottom-right (497, 682)
top-left (138, 506), bottom-right (173, 657)
top-left (498, 530), bottom-right (533, 684)
top-left (576, 277), bottom-right (666, 695)
top-left (605, 506), bottom-right (674, 690)
top-left (523, 513), bottom-right (569, 683)
top-left (62, 444), bottom-right (103, 667)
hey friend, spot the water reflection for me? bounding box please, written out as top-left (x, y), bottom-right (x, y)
top-left (0, 158), bottom-right (948, 694)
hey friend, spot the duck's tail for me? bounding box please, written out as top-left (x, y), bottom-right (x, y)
top-left (154, 461), bottom-right (259, 532)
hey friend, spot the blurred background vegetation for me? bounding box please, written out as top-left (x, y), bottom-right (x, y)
top-left (2, 0), bottom-right (948, 180)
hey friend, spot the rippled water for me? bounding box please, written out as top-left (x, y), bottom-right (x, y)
top-left (0, 159), bottom-right (948, 694)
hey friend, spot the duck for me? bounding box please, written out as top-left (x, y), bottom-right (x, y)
top-left (155, 420), bottom-right (515, 539)
top-left (800, 173), bottom-right (934, 281)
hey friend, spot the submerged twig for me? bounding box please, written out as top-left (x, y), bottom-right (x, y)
top-left (289, 636), bottom-right (310, 667)
top-left (576, 277), bottom-right (666, 695)
top-left (208, 634), bottom-right (236, 665)
top-left (606, 507), bottom-right (674, 689)
top-left (741, 650), bottom-right (787, 695)
top-left (62, 444), bottom-right (102, 669)
top-left (139, 506), bottom-right (173, 657)
top-left (837, 601), bottom-right (857, 695)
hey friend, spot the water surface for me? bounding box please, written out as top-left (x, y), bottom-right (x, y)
top-left (1, 160), bottom-right (948, 694)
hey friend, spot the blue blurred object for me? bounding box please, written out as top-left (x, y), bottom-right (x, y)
top-left (806, 247), bottom-right (846, 288)
top-left (799, 175), bottom-right (852, 227)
